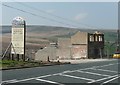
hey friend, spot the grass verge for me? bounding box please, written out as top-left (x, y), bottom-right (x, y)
top-left (0, 60), bottom-right (70, 70)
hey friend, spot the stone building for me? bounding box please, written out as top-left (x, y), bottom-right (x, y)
top-left (71, 31), bottom-right (88, 59)
top-left (35, 46), bottom-right (57, 61)
top-left (88, 31), bottom-right (104, 58)
top-left (58, 31), bottom-right (104, 59)
top-left (57, 38), bottom-right (71, 59)
top-left (35, 31), bottom-right (104, 61)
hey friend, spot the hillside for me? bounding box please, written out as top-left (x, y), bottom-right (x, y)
top-left (2, 25), bottom-right (117, 41)
top-left (1, 25), bottom-right (117, 55)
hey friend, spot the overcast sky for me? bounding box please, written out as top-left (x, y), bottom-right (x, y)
top-left (1, 1), bottom-right (118, 29)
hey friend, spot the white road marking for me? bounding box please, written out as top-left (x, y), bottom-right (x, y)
top-left (1, 75), bottom-right (54, 84)
top-left (53, 73), bottom-right (63, 76)
top-left (36, 74), bottom-right (52, 78)
top-left (2, 62), bottom-right (119, 84)
top-left (60, 74), bottom-right (95, 82)
top-left (61, 68), bottom-right (93, 74)
top-left (62, 70), bottom-right (74, 73)
top-left (16, 78), bottom-right (35, 82)
top-left (77, 67), bottom-right (94, 71)
top-left (36, 78), bottom-right (64, 85)
top-left (90, 68), bottom-right (118, 73)
top-left (92, 63), bottom-right (119, 69)
top-left (2, 79), bottom-right (17, 83)
top-left (3, 78), bottom-right (35, 83)
top-left (101, 75), bottom-right (120, 84)
top-left (77, 70), bottom-right (110, 77)
top-left (88, 74), bottom-right (118, 83)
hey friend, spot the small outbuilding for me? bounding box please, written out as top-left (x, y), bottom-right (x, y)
top-left (35, 46), bottom-right (57, 61)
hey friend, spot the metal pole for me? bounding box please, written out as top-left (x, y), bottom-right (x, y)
top-left (17, 54), bottom-right (19, 61)
top-left (107, 47), bottom-right (109, 59)
top-left (100, 48), bottom-right (102, 59)
top-left (116, 29), bottom-right (120, 52)
top-left (2, 42), bottom-right (11, 59)
top-left (106, 41), bottom-right (110, 59)
top-left (11, 54), bottom-right (14, 60)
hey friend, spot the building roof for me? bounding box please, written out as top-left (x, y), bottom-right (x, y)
top-left (94, 31), bottom-right (103, 34)
top-left (71, 31), bottom-right (88, 44)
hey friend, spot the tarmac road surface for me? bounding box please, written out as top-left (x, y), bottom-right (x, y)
top-left (1, 59), bottom-right (120, 85)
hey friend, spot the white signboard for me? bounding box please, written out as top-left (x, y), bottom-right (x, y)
top-left (11, 17), bottom-right (25, 54)
top-left (11, 28), bottom-right (25, 54)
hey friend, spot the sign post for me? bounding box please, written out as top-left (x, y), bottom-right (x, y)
top-left (11, 17), bottom-right (26, 61)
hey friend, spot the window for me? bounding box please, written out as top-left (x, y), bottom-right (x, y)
top-left (99, 36), bottom-right (102, 41)
top-left (95, 36), bottom-right (98, 41)
top-left (89, 35), bottom-right (94, 42)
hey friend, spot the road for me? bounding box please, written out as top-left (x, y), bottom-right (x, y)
top-left (1, 59), bottom-right (120, 85)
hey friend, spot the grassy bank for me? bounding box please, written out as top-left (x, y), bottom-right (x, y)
top-left (0, 60), bottom-right (70, 70)
top-left (0, 60), bottom-right (40, 69)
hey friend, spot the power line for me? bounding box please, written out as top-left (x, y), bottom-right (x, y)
top-left (2, 3), bottom-right (79, 28)
top-left (14, 2), bottom-right (103, 29)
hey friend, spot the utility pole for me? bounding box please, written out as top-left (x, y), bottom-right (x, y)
top-left (116, 29), bottom-right (120, 52)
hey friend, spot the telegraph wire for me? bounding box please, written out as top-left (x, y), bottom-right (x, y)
top-left (2, 3), bottom-right (79, 28)
top-left (14, 2), bottom-right (104, 29)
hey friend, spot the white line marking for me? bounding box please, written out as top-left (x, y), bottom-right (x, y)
top-left (36, 78), bottom-right (64, 85)
top-left (92, 63), bottom-right (119, 69)
top-left (90, 68), bottom-right (118, 73)
top-left (77, 67), bottom-right (94, 71)
top-left (77, 70), bottom-right (110, 77)
top-left (61, 68), bottom-right (93, 74)
top-left (36, 74), bottom-right (52, 78)
top-left (3, 78), bottom-right (35, 83)
top-left (88, 75), bottom-right (118, 83)
top-left (3, 62), bottom-right (119, 84)
top-left (2, 79), bottom-right (17, 83)
top-left (53, 73), bottom-right (62, 76)
top-left (60, 74), bottom-right (95, 82)
top-left (1, 75), bottom-right (54, 84)
top-left (62, 70), bottom-right (74, 73)
top-left (101, 75), bottom-right (120, 84)
top-left (15, 78), bottom-right (35, 82)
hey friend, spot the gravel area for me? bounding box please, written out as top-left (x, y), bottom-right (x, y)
top-left (53, 59), bottom-right (117, 64)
